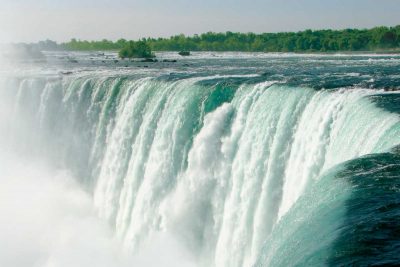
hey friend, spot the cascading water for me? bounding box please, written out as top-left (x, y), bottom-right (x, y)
top-left (1, 52), bottom-right (400, 266)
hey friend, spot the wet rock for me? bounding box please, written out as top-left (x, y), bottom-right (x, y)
top-left (178, 51), bottom-right (190, 56)
top-left (140, 58), bottom-right (158, 62)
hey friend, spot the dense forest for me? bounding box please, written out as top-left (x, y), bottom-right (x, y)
top-left (148, 26), bottom-right (400, 52)
top-left (33, 26), bottom-right (400, 53)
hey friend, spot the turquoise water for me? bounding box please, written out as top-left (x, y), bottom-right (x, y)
top-left (0, 52), bottom-right (400, 266)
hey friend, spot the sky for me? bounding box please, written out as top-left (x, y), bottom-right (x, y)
top-left (0, 0), bottom-right (399, 43)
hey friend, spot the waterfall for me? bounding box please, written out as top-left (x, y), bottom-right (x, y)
top-left (1, 74), bottom-right (399, 267)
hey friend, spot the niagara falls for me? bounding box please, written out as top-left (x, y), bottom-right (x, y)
top-left (1, 1), bottom-right (400, 266)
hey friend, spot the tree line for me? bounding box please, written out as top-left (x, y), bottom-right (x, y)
top-left (28, 26), bottom-right (400, 53)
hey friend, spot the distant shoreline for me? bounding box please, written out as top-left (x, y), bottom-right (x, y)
top-left (7, 25), bottom-right (399, 56)
top-left (64, 26), bottom-right (400, 55)
top-left (47, 50), bottom-right (400, 55)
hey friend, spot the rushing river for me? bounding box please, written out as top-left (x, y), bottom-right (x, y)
top-left (1, 51), bottom-right (400, 267)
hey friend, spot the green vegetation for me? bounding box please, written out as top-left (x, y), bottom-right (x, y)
top-left (39, 25), bottom-right (400, 53)
top-left (63, 38), bottom-right (126, 50)
top-left (118, 41), bottom-right (154, 58)
top-left (145, 26), bottom-right (400, 52)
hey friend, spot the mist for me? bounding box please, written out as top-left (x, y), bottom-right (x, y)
top-left (0, 154), bottom-right (133, 266)
top-left (0, 147), bottom-right (196, 267)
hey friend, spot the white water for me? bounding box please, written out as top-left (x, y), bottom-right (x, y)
top-left (1, 75), bottom-right (400, 267)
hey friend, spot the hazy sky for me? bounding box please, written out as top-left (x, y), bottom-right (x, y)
top-left (1, 0), bottom-right (399, 43)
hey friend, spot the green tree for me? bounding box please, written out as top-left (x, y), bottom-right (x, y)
top-left (119, 41), bottom-right (154, 59)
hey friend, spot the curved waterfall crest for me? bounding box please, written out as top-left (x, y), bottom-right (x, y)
top-left (1, 73), bottom-right (399, 267)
